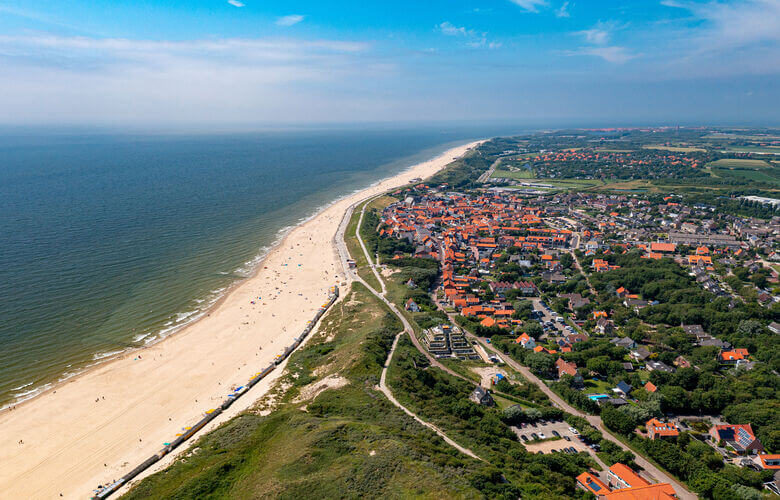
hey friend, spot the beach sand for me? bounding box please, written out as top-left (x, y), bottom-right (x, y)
top-left (0, 140), bottom-right (482, 499)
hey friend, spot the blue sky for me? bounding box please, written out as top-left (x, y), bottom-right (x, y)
top-left (0, 0), bottom-right (777, 127)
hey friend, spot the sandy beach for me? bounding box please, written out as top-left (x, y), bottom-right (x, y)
top-left (0, 140), bottom-right (482, 499)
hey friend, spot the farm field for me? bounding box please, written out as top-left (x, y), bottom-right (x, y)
top-left (706, 158), bottom-right (772, 168)
top-left (643, 144), bottom-right (705, 152)
top-left (722, 146), bottom-right (780, 155)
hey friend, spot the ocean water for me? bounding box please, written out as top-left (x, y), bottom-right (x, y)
top-left (0, 126), bottom-right (514, 407)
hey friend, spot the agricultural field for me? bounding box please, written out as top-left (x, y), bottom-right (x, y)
top-left (721, 146), bottom-right (780, 155)
top-left (706, 158), bottom-right (772, 168)
top-left (643, 144), bottom-right (706, 153)
top-left (704, 158), bottom-right (780, 185)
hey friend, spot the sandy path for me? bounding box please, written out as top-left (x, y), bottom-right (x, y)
top-left (0, 140), bottom-right (482, 500)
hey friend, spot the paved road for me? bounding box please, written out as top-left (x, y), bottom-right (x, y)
top-left (334, 197), bottom-right (481, 461)
top-left (379, 332), bottom-right (482, 460)
top-left (339, 192), bottom-right (695, 499)
top-left (475, 338), bottom-right (695, 500)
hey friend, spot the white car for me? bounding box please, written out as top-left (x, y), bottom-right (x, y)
top-left (568, 427), bottom-right (579, 435)
top-left (539, 433), bottom-right (546, 439)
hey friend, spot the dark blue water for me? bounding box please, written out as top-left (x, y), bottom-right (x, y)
top-left (0, 126), bottom-right (514, 406)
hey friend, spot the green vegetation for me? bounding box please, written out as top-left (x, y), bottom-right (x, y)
top-left (123, 283), bottom-right (496, 499)
top-left (387, 336), bottom-right (596, 498)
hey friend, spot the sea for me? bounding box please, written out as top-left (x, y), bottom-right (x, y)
top-left (0, 125), bottom-right (520, 407)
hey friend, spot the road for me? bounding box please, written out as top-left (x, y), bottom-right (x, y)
top-left (475, 338), bottom-right (696, 500)
top-left (339, 191), bottom-right (696, 500)
top-left (379, 332), bottom-right (482, 460)
top-left (334, 196), bottom-right (481, 461)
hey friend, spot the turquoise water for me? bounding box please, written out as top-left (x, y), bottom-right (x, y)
top-left (0, 126), bottom-right (512, 407)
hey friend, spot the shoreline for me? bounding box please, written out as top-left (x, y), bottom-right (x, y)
top-left (0, 139), bottom-right (483, 499)
top-left (0, 139), bottom-right (472, 414)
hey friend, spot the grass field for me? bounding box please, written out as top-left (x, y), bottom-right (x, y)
top-left (490, 171), bottom-right (602, 190)
top-left (707, 158), bottom-right (772, 168)
top-left (722, 146), bottom-right (780, 155)
top-left (492, 168), bottom-right (534, 179)
top-left (643, 145), bottom-right (706, 153)
top-left (703, 133), bottom-right (780, 141)
top-left (710, 167), bottom-right (779, 184)
top-left (123, 283), bottom-right (492, 499)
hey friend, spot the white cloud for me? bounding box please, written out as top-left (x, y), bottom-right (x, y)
top-left (653, 0), bottom-right (780, 77)
top-left (555, 1), bottom-right (571, 17)
top-left (227, 0), bottom-right (245, 7)
top-left (574, 46), bottom-right (635, 63)
top-left (509, 0), bottom-right (547, 12)
top-left (576, 27), bottom-right (609, 45)
top-left (0, 34), bottom-right (385, 124)
top-left (276, 14), bottom-right (304, 26)
top-left (439, 21), bottom-right (471, 37)
top-left (438, 21), bottom-right (500, 49)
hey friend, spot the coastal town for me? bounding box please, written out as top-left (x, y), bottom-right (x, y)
top-left (362, 128), bottom-right (780, 499)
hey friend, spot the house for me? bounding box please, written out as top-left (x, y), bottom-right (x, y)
top-left (405, 298), bottom-right (421, 312)
top-left (621, 362), bottom-right (635, 372)
top-left (630, 347), bottom-right (651, 361)
top-left (610, 337), bottom-right (637, 350)
top-left (578, 464), bottom-right (677, 499)
top-left (646, 418), bottom-right (680, 440)
top-left (517, 281), bottom-right (538, 296)
top-left (469, 386), bottom-right (495, 407)
top-left (710, 423), bottom-right (763, 454)
top-left (769, 322), bottom-right (780, 335)
top-left (576, 471), bottom-right (610, 495)
top-left (699, 337), bottom-right (731, 349)
top-left (720, 348), bottom-right (749, 365)
top-left (646, 360), bottom-right (674, 373)
top-left (758, 454), bottom-right (780, 470)
top-left (682, 324), bottom-right (705, 337)
top-left (596, 318), bottom-right (615, 335)
top-left (514, 333), bottom-right (536, 349)
top-left (607, 463), bottom-right (650, 490)
top-left (555, 358), bottom-right (583, 388)
top-left (644, 382), bottom-right (657, 393)
top-left (614, 381), bottom-right (632, 398)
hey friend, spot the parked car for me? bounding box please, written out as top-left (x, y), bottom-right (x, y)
top-left (521, 435), bottom-right (528, 442)
top-left (531, 433), bottom-right (538, 440)
top-left (564, 436), bottom-right (571, 441)
top-left (568, 427), bottom-right (578, 435)
top-left (539, 433), bottom-right (546, 439)
top-left (552, 430), bottom-right (560, 437)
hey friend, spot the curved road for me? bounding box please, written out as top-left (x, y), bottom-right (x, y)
top-left (334, 198), bottom-right (482, 461)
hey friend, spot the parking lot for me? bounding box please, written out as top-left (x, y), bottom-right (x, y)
top-left (531, 299), bottom-right (572, 337)
top-left (511, 419), bottom-right (585, 454)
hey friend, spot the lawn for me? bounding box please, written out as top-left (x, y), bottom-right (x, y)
top-left (583, 379), bottom-right (613, 394)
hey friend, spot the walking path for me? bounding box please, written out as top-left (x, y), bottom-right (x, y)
top-left (336, 194), bottom-right (482, 462)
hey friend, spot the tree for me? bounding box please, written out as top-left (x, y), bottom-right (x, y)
top-left (602, 406), bottom-right (637, 435)
top-left (526, 351), bottom-right (555, 376)
top-left (736, 319), bottom-right (763, 336)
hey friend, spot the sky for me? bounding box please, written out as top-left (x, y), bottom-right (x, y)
top-left (0, 0), bottom-right (777, 127)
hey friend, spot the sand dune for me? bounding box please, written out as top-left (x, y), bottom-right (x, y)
top-left (0, 140), bottom-right (482, 499)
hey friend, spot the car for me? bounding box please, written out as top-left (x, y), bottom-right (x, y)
top-left (552, 430), bottom-right (560, 437)
top-left (564, 436), bottom-right (571, 441)
top-left (521, 435), bottom-right (528, 442)
top-left (539, 433), bottom-right (546, 439)
top-left (531, 433), bottom-right (538, 440)
top-left (568, 427), bottom-right (578, 435)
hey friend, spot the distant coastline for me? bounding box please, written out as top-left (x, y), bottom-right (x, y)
top-left (0, 138), bottom-right (482, 499)
top-left (0, 130), bottom-right (489, 410)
